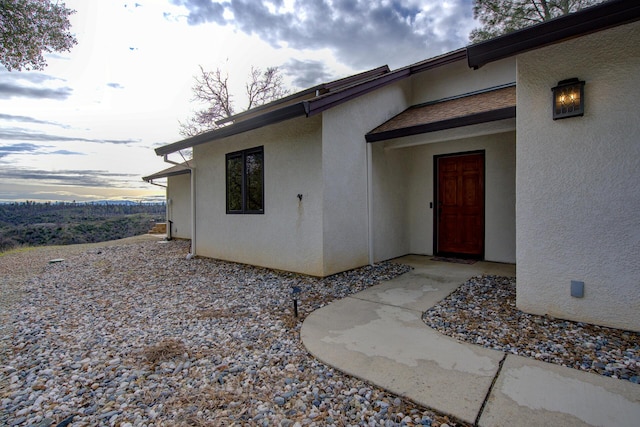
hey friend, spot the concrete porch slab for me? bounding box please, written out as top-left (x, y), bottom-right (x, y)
top-left (351, 255), bottom-right (516, 312)
top-left (393, 254), bottom-right (516, 278)
top-left (351, 269), bottom-right (468, 313)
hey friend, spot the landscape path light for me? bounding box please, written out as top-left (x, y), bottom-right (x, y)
top-left (291, 286), bottom-right (301, 318)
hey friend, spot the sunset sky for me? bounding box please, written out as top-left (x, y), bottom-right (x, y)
top-left (0, 0), bottom-right (478, 203)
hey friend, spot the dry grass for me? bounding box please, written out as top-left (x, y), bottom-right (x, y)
top-left (164, 372), bottom-right (264, 427)
top-left (279, 312), bottom-right (301, 330)
top-left (141, 338), bottom-right (188, 366)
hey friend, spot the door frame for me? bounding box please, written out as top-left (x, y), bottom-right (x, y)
top-left (433, 150), bottom-right (486, 259)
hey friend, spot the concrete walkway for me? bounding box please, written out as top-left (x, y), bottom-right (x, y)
top-left (301, 256), bottom-right (640, 426)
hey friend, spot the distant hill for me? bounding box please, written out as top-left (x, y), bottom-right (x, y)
top-left (0, 201), bottom-right (166, 252)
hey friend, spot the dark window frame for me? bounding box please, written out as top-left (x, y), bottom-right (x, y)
top-left (226, 146), bottom-right (264, 214)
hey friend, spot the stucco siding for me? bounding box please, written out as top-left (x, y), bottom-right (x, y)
top-left (516, 21), bottom-right (640, 331)
top-left (370, 143), bottom-right (410, 262)
top-left (320, 80), bottom-right (411, 275)
top-left (167, 173), bottom-right (191, 239)
top-left (193, 115), bottom-right (325, 276)
top-left (385, 131), bottom-right (516, 263)
top-left (411, 57), bottom-right (516, 104)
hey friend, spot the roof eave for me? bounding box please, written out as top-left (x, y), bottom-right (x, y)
top-left (214, 65), bottom-right (392, 126)
top-left (155, 50), bottom-right (470, 156)
top-left (306, 68), bottom-right (411, 117)
top-left (322, 65), bottom-right (390, 90)
top-left (215, 86), bottom-right (320, 126)
top-left (365, 106), bottom-right (516, 143)
top-left (467, 0), bottom-right (640, 69)
top-left (155, 102), bottom-right (308, 156)
top-left (305, 50), bottom-right (468, 117)
top-left (410, 48), bottom-right (467, 73)
top-left (142, 168), bottom-right (190, 182)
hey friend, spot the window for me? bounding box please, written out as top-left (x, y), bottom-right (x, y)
top-left (226, 146), bottom-right (264, 214)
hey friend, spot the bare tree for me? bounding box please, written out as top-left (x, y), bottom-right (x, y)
top-left (470, 0), bottom-right (606, 43)
top-left (0, 0), bottom-right (77, 71)
top-left (179, 65), bottom-right (289, 138)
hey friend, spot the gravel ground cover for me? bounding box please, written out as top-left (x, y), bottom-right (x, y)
top-left (423, 275), bottom-right (640, 384)
top-left (1, 239), bottom-right (466, 427)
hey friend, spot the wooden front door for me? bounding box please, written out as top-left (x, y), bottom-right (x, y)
top-left (436, 152), bottom-right (484, 258)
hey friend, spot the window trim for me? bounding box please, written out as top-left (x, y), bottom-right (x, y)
top-left (225, 146), bottom-right (264, 214)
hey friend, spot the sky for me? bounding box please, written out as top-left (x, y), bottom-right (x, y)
top-left (0, 0), bottom-right (478, 203)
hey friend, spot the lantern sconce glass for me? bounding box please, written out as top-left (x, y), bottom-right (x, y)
top-left (552, 78), bottom-right (585, 120)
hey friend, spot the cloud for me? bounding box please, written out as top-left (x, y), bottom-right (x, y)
top-left (283, 58), bottom-right (334, 88)
top-left (0, 143), bottom-right (84, 159)
top-left (0, 68), bottom-right (73, 100)
top-left (0, 83), bottom-right (73, 100)
top-left (0, 143), bottom-right (40, 158)
top-left (107, 82), bottom-right (125, 89)
top-left (0, 186), bottom-right (166, 204)
top-left (0, 189), bottom-right (94, 203)
top-left (0, 166), bottom-right (138, 188)
top-left (173, 0), bottom-right (476, 69)
top-left (0, 67), bottom-right (66, 84)
top-left (0, 113), bottom-right (70, 128)
top-left (170, 0), bottom-right (227, 25)
top-left (0, 128), bottom-right (140, 145)
top-left (50, 150), bottom-right (85, 155)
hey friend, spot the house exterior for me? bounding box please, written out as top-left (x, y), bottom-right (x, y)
top-left (153, 0), bottom-right (639, 332)
top-left (155, 56), bottom-right (517, 275)
top-left (467, 0), bottom-right (640, 332)
top-left (142, 163), bottom-right (192, 240)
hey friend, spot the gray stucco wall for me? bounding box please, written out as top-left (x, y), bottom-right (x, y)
top-left (167, 173), bottom-right (191, 239)
top-left (193, 115), bottom-right (325, 276)
top-left (320, 80), bottom-right (411, 275)
top-left (516, 21), bottom-right (640, 331)
top-left (411, 57), bottom-right (516, 104)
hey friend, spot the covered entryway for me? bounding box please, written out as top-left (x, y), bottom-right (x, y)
top-left (435, 151), bottom-right (484, 258)
top-left (366, 83), bottom-right (516, 265)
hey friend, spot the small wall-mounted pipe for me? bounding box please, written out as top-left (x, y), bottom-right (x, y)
top-left (291, 286), bottom-right (301, 318)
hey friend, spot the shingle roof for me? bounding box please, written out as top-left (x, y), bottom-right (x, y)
top-left (154, 50), bottom-right (468, 156)
top-left (154, 68), bottom-right (390, 156)
top-left (366, 85), bottom-right (516, 143)
top-left (214, 65), bottom-right (392, 126)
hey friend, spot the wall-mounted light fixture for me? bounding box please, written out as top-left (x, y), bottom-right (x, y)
top-left (552, 78), bottom-right (585, 120)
